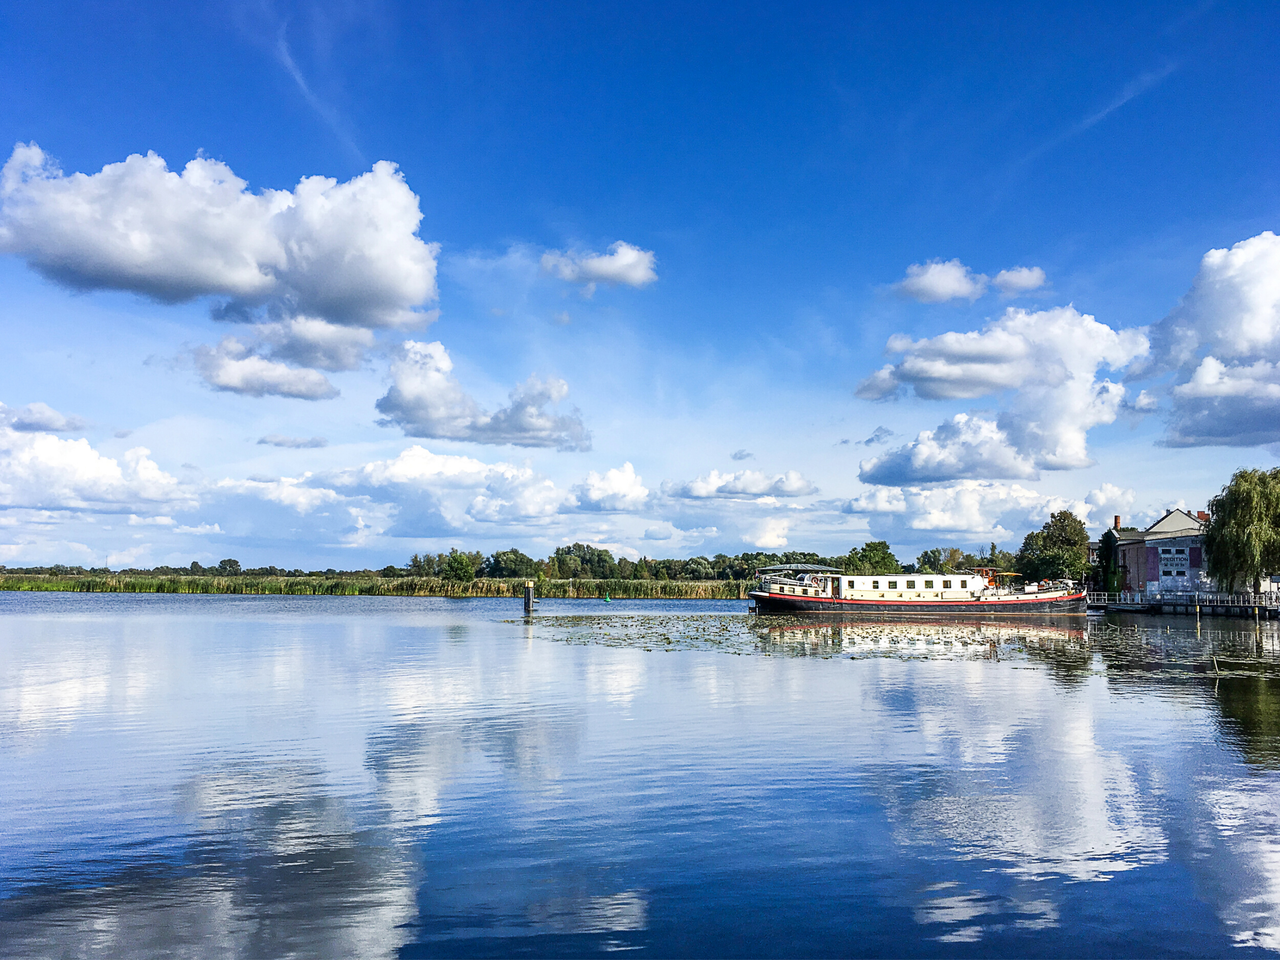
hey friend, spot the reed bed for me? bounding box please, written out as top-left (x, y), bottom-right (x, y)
top-left (0, 575), bottom-right (751, 599)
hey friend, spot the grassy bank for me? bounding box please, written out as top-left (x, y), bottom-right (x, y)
top-left (0, 574), bottom-right (751, 599)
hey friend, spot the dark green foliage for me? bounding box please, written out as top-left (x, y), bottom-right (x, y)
top-left (483, 548), bottom-right (538, 579)
top-left (1204, 468), bottom-right (1280, 593)
top-left (216, 558), bottom-right (241, 576)
top-left (442, 548), bottom-right (482, 582)
top-left (1015, 511), bottom-right (1089, 582)
top-left (853, 541), bottom-right (902, 574)
top-left (553, 543), bottom-right (620, 579)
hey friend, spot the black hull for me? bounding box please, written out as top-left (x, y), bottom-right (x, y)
top-left (749, 591), bottom-right (1087, 616)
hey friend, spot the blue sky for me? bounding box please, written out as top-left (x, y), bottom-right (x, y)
top-left (0, 1), bottom-right (1277, 568)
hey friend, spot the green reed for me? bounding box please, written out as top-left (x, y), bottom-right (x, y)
top-left (0, 575), bottom-right (751, 599)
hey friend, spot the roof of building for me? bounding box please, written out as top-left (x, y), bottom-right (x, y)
top-left (1144, 508), bottom-right (1204, 536)
top-left (1113, 508), bottom-right (1206, 547)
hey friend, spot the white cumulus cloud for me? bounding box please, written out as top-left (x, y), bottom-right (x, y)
top-left (375, 340), bottom-right (590, 450)
top-left (573, 462), bottom-right (649, 511)
top-left (745, 517), bottom-right (790, 549)
top-left (663, 469), bottom-right (816, 499)
top-left (896, 259), bottom-right (987, 303)
top-left (2, 401), bottom-right (86, 432)
top-left (1149, 231), bottom-right (1280, 372)
top-left (0, 421), bottom-right (190, 511)
top-left (993, 266), bottom-right (1046, 295)
top-left (215, 474), bottom-right (342, 514)
top-left (1165, 357), bottom-right (1280, 446)
top-left (194, 337), bottom-right (338, 400)
top-left (541, 241), bottom-right (657, 292)
top-left (859, 414), bottom-right (1038, 485)
top-left (1142, 232), bottom-right (1280, 447)
top-left (258, 317), bottom-right (376, 372)
top-left (0, 143), bottom-right (438, 329)
top-left (846, 479), bottom-right (1130, 539)
top-left (326, 444), bottom-right (572, 525)
top-left (858, 306), bottom-right (1148, 476)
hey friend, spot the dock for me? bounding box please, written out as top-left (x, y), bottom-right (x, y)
top-left (1088, 591), bottom-right (1280, 619)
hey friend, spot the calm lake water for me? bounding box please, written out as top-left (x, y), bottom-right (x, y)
top-left (4, 594), bottom-right (1280, 958)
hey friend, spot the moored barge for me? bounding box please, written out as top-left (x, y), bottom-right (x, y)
top-left (749, 564), bottom-right (1085, 615)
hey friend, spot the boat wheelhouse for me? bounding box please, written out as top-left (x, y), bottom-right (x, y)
top-left (748, 563), bottom-right (1085, 615)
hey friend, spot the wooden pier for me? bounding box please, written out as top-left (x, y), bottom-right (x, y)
top-left (1088, 591), bottom-right (1280, 619)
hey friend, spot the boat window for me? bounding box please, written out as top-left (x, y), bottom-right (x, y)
top-left (906, 580), bottom-right (915, 589)
top-left (887, 581), bottom-right (897, 589)
top-left (960, 580), bottom-right (967, 588)
top-left (924, 580), bottom-right (933, 589)
top-left (943, 580), bottom-right (952, 588)
top-left (871, 580), bottom-right (879, 589)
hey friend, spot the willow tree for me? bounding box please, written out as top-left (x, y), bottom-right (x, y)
top-left (1203, 468), bottom-right (1280, 593)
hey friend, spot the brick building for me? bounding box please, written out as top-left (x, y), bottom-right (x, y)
top-left (1108, 509), bottom-right (1211, 595)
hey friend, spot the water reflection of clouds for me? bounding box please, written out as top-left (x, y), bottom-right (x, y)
top-left (1203, 782), bottom-right (1280, 951)
top-left (2, 759), bottom-right (420, 959)
top-left (915, 883), bottom-right (1059, 943)
top-left (526, 889), bottom-right (648, 934)
top-left (878, 668), bottom-right (1167, 885)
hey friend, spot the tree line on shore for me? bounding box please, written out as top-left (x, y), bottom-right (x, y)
top-left (0, 511), bottom-right (1092, 584)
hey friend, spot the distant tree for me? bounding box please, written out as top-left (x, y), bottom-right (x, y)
top-left (552, 543), bottom-right (619, 579)
top-left (484, 548), bottom-right (538, 578)
top-left (686, 556), bottom-right (714, 580)
top-left (442, 548), bottom-right (477, 582)
top-left (1203, 468), bottom-right (1280, 593)
top-left (216, 558), bottom-right (241, 576)
top-left (858, 541), bottom-right (902, 574)
top-left (1015, 512), bottom-right (1089, 581)
top-left (916, 548), bottom-right (944, 573)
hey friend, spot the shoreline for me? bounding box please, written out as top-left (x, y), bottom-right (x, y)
top-left (0, 574), bottom-right (751, 599)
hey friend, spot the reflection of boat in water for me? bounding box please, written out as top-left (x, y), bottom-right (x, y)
top-left (755, 616), bottom-right (1087, 653)
top-left (749, 564), bottom-right (1085, 615)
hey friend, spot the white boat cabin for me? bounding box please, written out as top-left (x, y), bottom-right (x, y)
top-left (761, 572), bottom-right (991, 602)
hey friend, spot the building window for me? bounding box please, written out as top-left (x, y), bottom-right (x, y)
top-left (906, 580), bottom-right (916, 589)
top-left (888, 581), bottom-right (897, 589)
top-left (1177, 570), bottom-right (1186, 576)
top-left (1162, 570), bottom-right (1173, 577)
top-left (943, 580), bottom-right (952, 589)
top-left (1161, 548), bottom-right (1172, 555)
top-left (1175, 548), bottom-right (1185, 555)
top-left (924, 580), bottom-right (934, 589)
